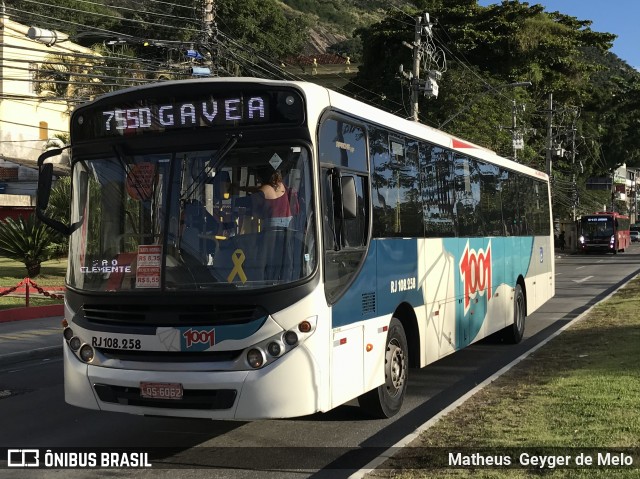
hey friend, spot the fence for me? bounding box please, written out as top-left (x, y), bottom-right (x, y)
top-left (0, 278), bottom-right (64, 307)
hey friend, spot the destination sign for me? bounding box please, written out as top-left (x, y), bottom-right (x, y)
top-left (72, 87), bottom-right (305, 141)
top-left (101, 96), bottom-right (267, 132)
top-left (586, 217), bottom-right (610, 222)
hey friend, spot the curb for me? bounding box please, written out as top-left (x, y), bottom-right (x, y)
top-left (0, 304), bottom-right (64, 323)
top-left (0, 345), bottom-right (62, 367)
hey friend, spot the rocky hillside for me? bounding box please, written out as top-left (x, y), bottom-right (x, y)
top-left (278, 0), bottom-right (416, 56)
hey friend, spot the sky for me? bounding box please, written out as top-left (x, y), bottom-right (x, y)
top-left (477, 1), bottom-right (640, 70)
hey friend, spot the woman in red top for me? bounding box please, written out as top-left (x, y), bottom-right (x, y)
top-left (253, 170), bottom-right (299, 228)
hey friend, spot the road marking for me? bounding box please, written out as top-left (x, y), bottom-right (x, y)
top-left (0, 330), bottom-right (58, 341)
top-left (0, 333), bottom-right (35, 340)
top-left (27, 330), bottom-right (59, 336)
top-left (576, 266), bottom-right (586, 269)
top-left (573, 276), bottom-right (594, 283)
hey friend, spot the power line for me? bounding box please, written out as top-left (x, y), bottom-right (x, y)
top-left (11, 0), bottom-right (200, 33)
top-left (0, 118), bottom-right (69, 134)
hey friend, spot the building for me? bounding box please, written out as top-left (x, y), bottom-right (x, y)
top-left (0, 15), bottom-right (92, 218)
top-left (282, 53), bottom-right (359, 90)
top-left (586, 164), bottom-right (640, 224)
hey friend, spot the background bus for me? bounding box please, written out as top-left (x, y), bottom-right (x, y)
top-left (579, 212), bottom-right (630, 253)
top-left (37, 78), bottom-right (554, 420)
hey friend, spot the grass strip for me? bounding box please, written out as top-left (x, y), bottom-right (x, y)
top-left (0, 257), bottom-right (67, 288)
top-left (369, 277), bottom-right (640, 479)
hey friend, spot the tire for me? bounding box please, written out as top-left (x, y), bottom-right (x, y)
top-left (503, 284), bottom-right (526, 343)
top-left (357, 318), bottom-right (408, 418)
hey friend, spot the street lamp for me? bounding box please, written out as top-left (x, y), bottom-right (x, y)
top-left (439, 81), bottom-right (532, 129)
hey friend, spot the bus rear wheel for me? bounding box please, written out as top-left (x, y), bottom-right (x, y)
top-left (503, 284), bottom-right (525, 343)
top-left (357, 318), bottom-right (408, 418)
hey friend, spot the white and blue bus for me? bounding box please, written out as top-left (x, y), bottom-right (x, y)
top-left (37, 78), bottom-right (554, 420)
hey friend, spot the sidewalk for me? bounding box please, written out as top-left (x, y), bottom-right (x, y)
top-left (0, 315), bottom-right (63, 366)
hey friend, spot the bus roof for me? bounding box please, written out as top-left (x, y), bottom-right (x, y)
top-left (74, 77), bottom-right (548, 183)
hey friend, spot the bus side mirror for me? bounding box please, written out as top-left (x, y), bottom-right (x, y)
top-left (36, 148), bottom-right (71, 235)
top-left (341, 176), bottom-right (357, 219)
top-left (330, 169), bottom-right (358, 220)
top-left (37, 162), bottom-right (53, 211)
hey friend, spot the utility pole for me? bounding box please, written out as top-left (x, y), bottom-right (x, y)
top-left (512, 100), bottom-right (518, 161)
top-left (546, 93), bottom-right (553, 177)
top-left (508, 99), bottom-right (526, 161)
top-left (571, 124), bottom-right (577, 221)
top-left (409, 16), bottom-right (422, 122)
top-left (201, 0), bottom-right (217, 76)
top-left (400, 13), bottom-right (442, 122)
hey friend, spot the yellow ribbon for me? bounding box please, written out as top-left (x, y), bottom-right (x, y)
top-left (227, 249), bottom-right (247, 284)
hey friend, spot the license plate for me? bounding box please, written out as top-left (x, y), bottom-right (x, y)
top-left (91, 336), bottom-right (142, 350)
top-left (140, 382), bottom-right (183, 400)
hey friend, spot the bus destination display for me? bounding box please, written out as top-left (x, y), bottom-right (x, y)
top-left (101, 96), bottom-right (267, 132)
top-left (72, 89), bottom-right (305, 141)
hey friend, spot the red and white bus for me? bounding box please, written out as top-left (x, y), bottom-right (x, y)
top-left (579, 212), bottom-right (630, 253)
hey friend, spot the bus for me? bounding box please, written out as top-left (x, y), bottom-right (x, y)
top-left (36, 78), bottom-right (555, 420)
top-left (578, 212), bottom-right (630, 254)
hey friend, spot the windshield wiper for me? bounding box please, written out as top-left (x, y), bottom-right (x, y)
top-left (181, 133), bottom-right (242, 201)
top-left (113, 145), bottom-right (149, 204)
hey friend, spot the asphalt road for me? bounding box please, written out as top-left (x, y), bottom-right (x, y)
top-left (1, 246), bottom-right (639, 479)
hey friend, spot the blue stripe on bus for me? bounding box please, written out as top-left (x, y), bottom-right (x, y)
top-left (331, 237), bottom-right (535, 347)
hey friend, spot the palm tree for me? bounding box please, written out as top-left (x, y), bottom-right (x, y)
top-left (0, 215), bottom-right (60, 277)
top-left (36, 44), bottom-right (181, 105)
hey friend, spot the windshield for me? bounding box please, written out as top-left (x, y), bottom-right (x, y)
top-left (67, 144), bottom-right (316, 292)
top-left (581, 217), bottom-right (613, 239)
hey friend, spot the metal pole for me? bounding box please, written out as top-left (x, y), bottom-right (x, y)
top-left (410, 16), bottom-right (422, 122)
top-left (546, 93), bottom-right (553, 177)
top-left (571, 126), bottom-right (576, 221)
top-left (512, 99), bottom-right (517, 161)
top-left (202, 0), bottom-right (216, 76)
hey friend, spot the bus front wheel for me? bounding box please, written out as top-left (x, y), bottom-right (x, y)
top-left (503, 284), bottom-right (526, 344)
top-left (357, 318), bottom-right (408, 418)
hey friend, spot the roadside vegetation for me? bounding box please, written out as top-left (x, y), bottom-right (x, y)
top-left (369, 276), bottom-right (640, 479)
top-left (0, 256), bottom-right (66, 310)
top-left (0, 215), bottom-right (63, 278)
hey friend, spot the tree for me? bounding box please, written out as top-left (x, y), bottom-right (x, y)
top-left (215, 0), bottom-right (309, 76)
top-left (350, 0), bottom-right (635, 221)
top-left (7, 0), bottom-right (119, 37)
top-left (0, 215), bottom-right (61, 278)
top-left (13, 0), bottom-right (310, 82)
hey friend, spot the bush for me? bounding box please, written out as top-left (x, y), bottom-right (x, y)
top-left (0, 214), bottom-right (61, 277)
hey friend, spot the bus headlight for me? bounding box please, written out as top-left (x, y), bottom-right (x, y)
top-left (239, 316), bottom-right (317, 371)
top-left (284, 331), bottom-right (298, 346)
top-left (69, 336), bottom-right (81, 351)
top-left (79, 344), bottom-right (95, 363)
top-left (267, 341), bottom-right (283, 357)
top-left (247, 348), bottom-right (265, 369)
top-left (63, 327), bottom-right (74, 341)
